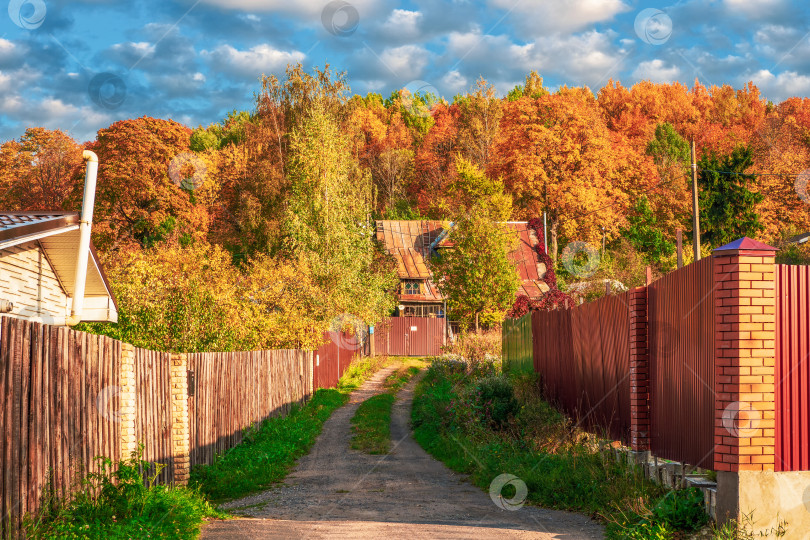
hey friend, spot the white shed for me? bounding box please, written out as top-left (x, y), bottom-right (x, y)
top-left (0, 212), bottom-right (118, 325)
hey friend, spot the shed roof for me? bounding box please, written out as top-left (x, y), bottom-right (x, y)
top-left (0, 212), bottom-right (118, 321)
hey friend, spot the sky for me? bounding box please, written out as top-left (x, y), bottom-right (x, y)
top-left (1, 0), bottom-right (809, 143)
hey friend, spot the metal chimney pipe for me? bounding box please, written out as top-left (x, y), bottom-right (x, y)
top-left (66, 150), bottom-right (98, 326)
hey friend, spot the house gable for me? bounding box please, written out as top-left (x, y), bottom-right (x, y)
top-left (376, 219), bottom-right (551, 305)
top-left (0, 212), bottom-right (118, 324)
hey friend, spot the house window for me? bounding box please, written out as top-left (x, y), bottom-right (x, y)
top-left (402, 280), bottom-right (422, 295)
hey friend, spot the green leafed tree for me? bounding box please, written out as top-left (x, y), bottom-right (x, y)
top-left (621, 196), bottom-right (675, 265)
top-left (697, 145), bottom-right (764, 247)
top-left (282, 71), bottom-right (398, 327)
top-left (431, 158), bottom-right (519, 331)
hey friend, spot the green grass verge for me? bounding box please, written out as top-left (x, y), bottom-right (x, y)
top-left (350, 393), bottom-right (396, 454)
top-left (24, 448), bottom-right (222, 539)
top-left (411, 360), bottom-right (710, 539)
top-left (189, 355), bottom-right (387, 502)
top-left (349, 362), bottom-right (422, 454)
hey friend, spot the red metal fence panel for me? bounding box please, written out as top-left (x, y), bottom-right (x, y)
top-left (313, 331), bottom-right (365, 389)
top-left (532, 292), bottom-right (632, 443)
top-left (373, 317), bottom-right (446, 356)
top-left (775, 264), bottom-right (810, 472)
top-left (648, 256), bottom-right (715, 468)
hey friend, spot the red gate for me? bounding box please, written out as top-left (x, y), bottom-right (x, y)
top-left (373, 317), bottom-right (446, 356)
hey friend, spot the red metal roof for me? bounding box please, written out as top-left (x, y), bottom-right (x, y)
top-left (376, 220), bottom-right (549, 302)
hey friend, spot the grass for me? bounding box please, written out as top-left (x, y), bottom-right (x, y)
top-left (189, 354), bottom-right (387, 503)
top-left (349, 359), bottom-right (424, 454)
top-left (350, 393), bottom-right (396, 454)
top-left (24, 447), bottom-right (222, 539)
top-left (410, 358), bottom-right (711, 539)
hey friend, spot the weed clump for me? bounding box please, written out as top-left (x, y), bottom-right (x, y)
top-left (25, 446), bottom-right (219, 539)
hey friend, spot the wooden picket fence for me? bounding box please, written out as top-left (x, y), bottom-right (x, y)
top-left (0, 316), bottom-right (352, 539)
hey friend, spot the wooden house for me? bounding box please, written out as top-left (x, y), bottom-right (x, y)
top-left (375, 220), bottom-right (550, 317)
top-left (0, 212), bottom-right (118, 325)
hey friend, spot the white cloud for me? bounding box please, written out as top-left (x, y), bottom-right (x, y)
top-left (202, 44), bottom-right (305, 78)
top-left (197, 0), bottom-right (381, 17)
top-left (632, 59), bottom-right (682, 83)
top-left (111, 41), bottom-right (156, 57)
top-left (379, 45), bottom-right (430, 81)
top-left (748, 69), bottom-right (810, 101)
top-left (490, 0), bottom-right (631, 35)
top-left (444, 29), bottom-right (623, 89)
top-left (381, 9), bottom-right (422, 39)
top-left (441, 70), bottom-right (468, 94)
top-left (724, 0), bottom-right (787, 19)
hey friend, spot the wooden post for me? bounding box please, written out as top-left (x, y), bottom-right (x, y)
top-left (605, 280), bottom-right (611, 296)
top-left (676, 228), bottom-right (683, 268)
top-left (645, 266), bottom-right (652, 286)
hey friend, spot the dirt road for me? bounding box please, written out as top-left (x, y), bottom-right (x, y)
top-left (201, 364), bottom-right (604, 539)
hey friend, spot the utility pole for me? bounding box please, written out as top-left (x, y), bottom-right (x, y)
top-left (691, 140), bottom-right (701, 261)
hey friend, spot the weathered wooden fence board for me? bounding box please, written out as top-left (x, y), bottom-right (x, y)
top-left (187, 349), bottom-right (313, 469)
top-left (0, 315), bottom-right (324, 538)
top-left (0, 317), bottom-right (121, 539)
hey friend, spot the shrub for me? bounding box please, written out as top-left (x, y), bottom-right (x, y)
top-left (652, 487), bottom-right (709, 531)
top-left (474, 376), bottom-right (519, 428)
top-left (25, 446), bottom-right (217, 539)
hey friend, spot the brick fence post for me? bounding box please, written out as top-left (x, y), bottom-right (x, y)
top-left (712, 238), bottom-right (777, 525)
top-left (119, 343), bottom-right (138, 460)
top-left (170, 353), bottom-right (190, 485)
top-left (629, 286), bottom-right (650, 452)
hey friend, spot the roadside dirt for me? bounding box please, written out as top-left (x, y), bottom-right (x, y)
top-left (202, 363), bottom-right (605, 539)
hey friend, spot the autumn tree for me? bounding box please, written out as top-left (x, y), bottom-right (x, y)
top-left (0, 128), bottom-right (83, 211)
top-left (281, 67), bottom-right (398, 327)
top-left (645, 122), bottom-right (691, 231)
top-left (346, 95), bottom-right (414, 215)
top-left (697, 145), bottom-right (764, 247)
top-left (88, 117), bottom-right (212, 250)
top-left (491, 92), bottom-right (647, 262)
top-left (431, 158), bottom-right (518, 331)
top-left (750, 99), bottom-right (810, 240)
top-left (455, 78), bottom-right (503, 170)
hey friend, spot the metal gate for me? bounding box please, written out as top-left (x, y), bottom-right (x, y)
top-left (373, 316), bottom-right (446, 356)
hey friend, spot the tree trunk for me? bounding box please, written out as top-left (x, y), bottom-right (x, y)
top-left (475, 312), bottom-right (479, 334)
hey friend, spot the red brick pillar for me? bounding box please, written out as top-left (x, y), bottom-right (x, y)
top-left (712, 238), bottom-right (777, 524)
top-left (629, 286), bottom-right (650, 451)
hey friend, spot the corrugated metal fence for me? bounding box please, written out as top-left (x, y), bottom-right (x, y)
top-left (313, 331), bottom-right (362, 389)
top-left (502, 313), bottom-right (533, 373)
top-left (775, 264), bottom-right (810, 472)
top-left (531, 292), bottom-right (632, 443)
top-left (648, 256), bottom-right (715, 468)
top-left (374, 317), bottom-right (446, 356)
